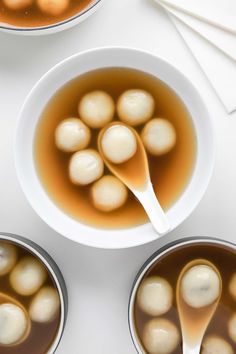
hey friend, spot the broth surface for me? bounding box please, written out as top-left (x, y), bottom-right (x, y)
top-left (34, 68), bottom-right (196, 229)
top-left (0, 0), bottom-right (93, 27)
top-left (0, 240), bottom-right (61, 354)
top-left (134, 242), bottom-right (236, 353)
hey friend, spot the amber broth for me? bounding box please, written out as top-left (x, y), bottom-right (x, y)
top-left (0, 241), bottom-right (61, 354)
top-left (0, 0), bottom-right (93, 27)
top-left (134, 243), bottom-right (236, 353)
top-left (34, 68), bottom-right (196, 229)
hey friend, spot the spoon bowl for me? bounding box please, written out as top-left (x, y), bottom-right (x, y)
top-left (98, 122), bottom-right (170, 235)
top-left (0, 292), bottom-right (31, 346)
top-left (176, 259), bottom-right (222, 354)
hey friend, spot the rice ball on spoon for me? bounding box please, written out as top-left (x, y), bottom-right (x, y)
top-left (78, 91), bottom-right (115, 128)
top-left (143, 318), bottom-right (180, 354)
top-left (0, 242), bottom-right (17, 276)
top-left (201, 335), bottom-right (233, 354)
top-left (55, 118), bottom-right (91, 153)
top-left (69, 149), bottom-right (104, 185)
top-left (137, 276), bottom-right (173, 316)
top-left (101, 124), bottom-right (137, 164)
top-left (181, 264), bottom-right (220, 308)
top-left (91, 175), bottom-right (128, 212)
top-left (117, 89), bottom-right (155, 126)
top-left (29, 287), bottom-right (60, 323)
top-left (141, 118), bottom-right (176, 156)
top-left (10, 257), bottom-right (47, 296)
top-left (0, 303), bottom-right (29, 346)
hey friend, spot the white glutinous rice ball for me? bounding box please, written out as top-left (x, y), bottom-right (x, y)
top-left (141, 118), bottom-right (176, 156)
top-left (117, 89), bottom-right (155, 126)
top-left (69, 149), bottom-right (104, 185)
top-left (143, 318), bottom-right (180, 354)
top-left (0, 303), bottom-right (28, 346)
top-left (181, 264), bottom-right (220, 308)
top-left (137, 276), bottom-right (173, 316)
top-left (55, 118), bottom-right (91, 153)
top-left (78, 91), bottom-right (115, 128)
top-left (201, 335), bottom-right (234, 354)
top-left (3, 0), bottom-right (33, 10)
top-left (29, 287), bottom-right (60, 323)
top-left (0, 242), bottom-right (17, 276)
top-left (101, 125), bottom-right (137, 164)
top-left (10, 257), bottom-right (47, 296)
top-left (228, 313), bottom-right (236, 343)
top-left (91, 175), bottom-right (128, 212)
top-left (37, 0), bottom-right (69, 15)
top-left (229, 273), bottom-right (236, 300)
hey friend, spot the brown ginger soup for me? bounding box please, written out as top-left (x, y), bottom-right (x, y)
top-left (0, 0), bottom-right (94, 28)
top-left (0, 240), bottom-right (61, 354)
top-left (34, 68), bottom-right (196, 229)
top-left (133, 241), bottom-right (236, 353)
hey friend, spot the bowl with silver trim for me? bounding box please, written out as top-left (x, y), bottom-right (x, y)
top-left (0, 232), bottom-right (67, 353)
top-left (0, 0), bottom-right (103, 35)
top-left (129, 237), bottom-right (236, 354)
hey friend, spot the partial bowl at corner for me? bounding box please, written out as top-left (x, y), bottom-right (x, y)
top-left (0, 0), bottom-right (103, 35)
top-left (128, 237), bottom-right (236, 354)
top-left (0, 232), bottom-right (67, 353)
top-left (15, 47), bottom-right (215, 249)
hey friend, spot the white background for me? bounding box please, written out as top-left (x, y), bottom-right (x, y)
top-left (0, 0), bottom-right (236, 353)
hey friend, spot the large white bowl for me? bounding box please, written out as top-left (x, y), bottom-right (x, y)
top-left (15, 47), bottom-right (215, 249)
top-left (0, 0), bottom-right (103, 35)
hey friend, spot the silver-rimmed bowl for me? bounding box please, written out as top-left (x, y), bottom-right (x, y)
top-left (0, 232), bottom-right (68, 354)
top-left (0, 0), bottom-right (103, 35)
top-left (128, 236), bottom-right (236, 353)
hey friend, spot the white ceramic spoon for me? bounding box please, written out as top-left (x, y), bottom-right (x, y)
top-left (98, 122), bottom-right (170, 235)
top-left (176, 259), bottom-right (222, 354)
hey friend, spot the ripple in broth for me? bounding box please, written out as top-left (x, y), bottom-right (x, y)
top-left (34, 68), bottom-right (196, 229)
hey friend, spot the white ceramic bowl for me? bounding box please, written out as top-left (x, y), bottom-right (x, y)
top-left (0, 0), bottom-right (103, 35)
top-left (15, 47), bottom-right (215, 249)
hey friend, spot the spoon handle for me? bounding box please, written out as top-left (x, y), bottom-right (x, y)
top-left (133, 180), bottom-right (170, 235)
top-left (183, 342), bottom-right (202, 354)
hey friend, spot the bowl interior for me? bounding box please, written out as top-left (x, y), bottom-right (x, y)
top-left (15, 48), bottom-right (215, 248)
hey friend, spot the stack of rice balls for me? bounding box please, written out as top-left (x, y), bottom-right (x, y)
top-left (0, 241), bottom-right (60, 347)
top-left (55, 89), bottom-right (177, 213)
top-left (137, 276), bottom-right (180, 354)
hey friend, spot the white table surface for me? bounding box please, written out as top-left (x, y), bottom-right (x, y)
top-left (0, 0), bottom-right (236, 353)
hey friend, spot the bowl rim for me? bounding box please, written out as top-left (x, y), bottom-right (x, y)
top-left (15, 46), bottom-right (215, 249)
top-left (0, 232), bottom-right (68, 354)
top-left (128, 236), bottom-right (236, 354)
top-left (0, 0), bottom-right (102, 32)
